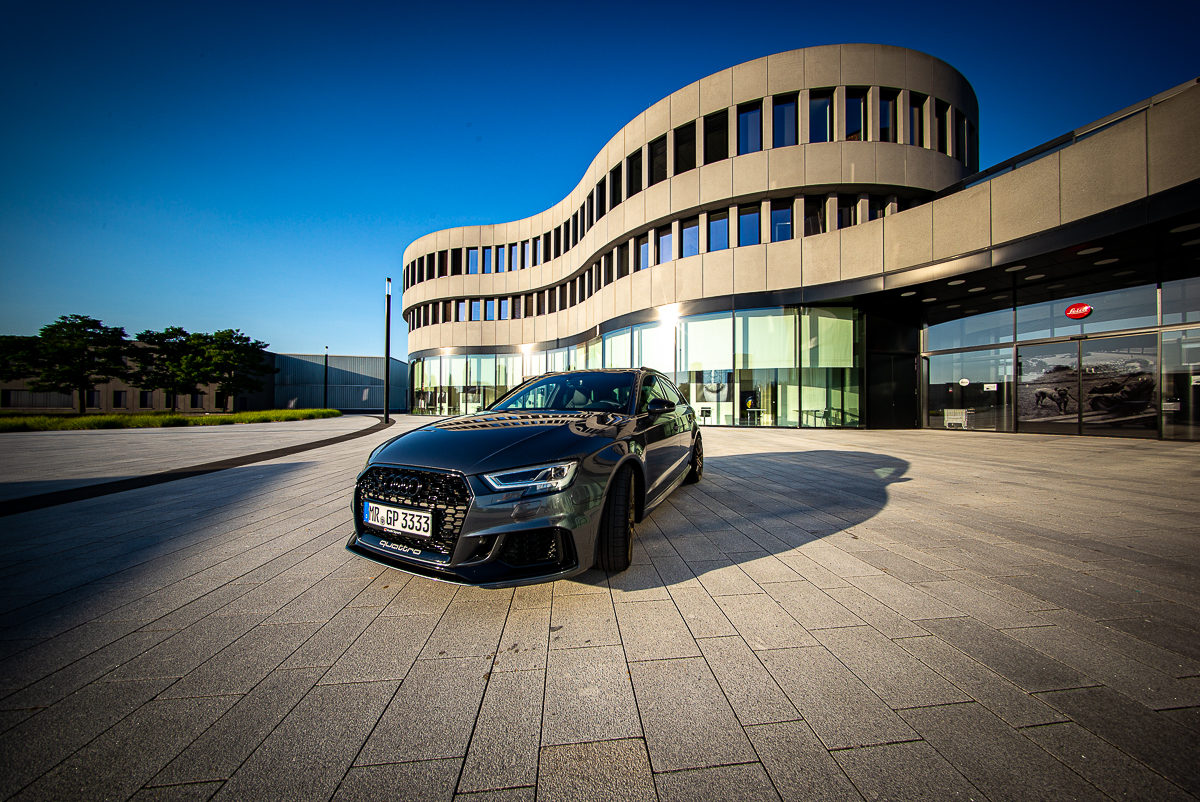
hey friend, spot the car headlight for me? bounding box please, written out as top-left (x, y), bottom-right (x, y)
top-left (481, 461), bottom-right (578, 495)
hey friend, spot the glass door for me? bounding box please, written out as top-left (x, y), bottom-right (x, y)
top-left (1017, 343), bottom-right (1079, 435)
top-left (1080, 334), bottom-right (1158, 439)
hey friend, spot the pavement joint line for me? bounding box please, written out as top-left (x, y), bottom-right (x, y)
top-left (0, 417), bottom-right (395, 518)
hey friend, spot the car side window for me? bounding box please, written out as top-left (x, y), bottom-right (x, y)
top-left (637, 375), bottom-right (669, 413)
top-left (662, 379), bottom-right (686, 407)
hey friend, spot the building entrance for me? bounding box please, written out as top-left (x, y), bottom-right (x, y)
top-left (1017, 334), bottom-right (1158, 438)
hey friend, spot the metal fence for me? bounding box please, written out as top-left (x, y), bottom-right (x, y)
top-left (273, 354), bottom-right (406, 411)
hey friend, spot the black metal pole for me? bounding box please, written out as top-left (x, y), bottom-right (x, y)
top-left (323, 346), bottom-right (328, 409)
top-left (384, 277), bottom-right (392, 424)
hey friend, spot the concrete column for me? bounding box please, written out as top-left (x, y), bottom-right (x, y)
top-left (924, 97), bottom-right (936, 152)
top-left (825, 193), bottom-right (838, 232)
top-left (641, 143), bottom-right (650, 191)
top-left (793, 195), bottom-right (804, 238)
top-left (699, 211), bottom-right (709, 252)
top-left (833, 86), bottom-right (846, 141)
top-left (729, 203), bottom-right (739, 245)
top-left (799, 89), bottom-right (810, 145)
top-left (886, 195), bottom-right (899, 217)
top-left (857, 193), bottom-right (870, 225)
top-left (666, 127), bottom-right (675, 176)
top-left (760, 199), bottom-right (771, 243)
top-left (628, 235), bottom-right (638, 271)
top-left (945, 106), bottom-right (956, 161)
top-left (763, 95), bottom-right (774, 150)
top-left (868, 87), bottom-right (881, 142)
top-left (670, 219), bottom-right (681, 261)
top-left (727, 106), bottom-right (738, 157)
top-left (898, 89), bottom-right (910, 145)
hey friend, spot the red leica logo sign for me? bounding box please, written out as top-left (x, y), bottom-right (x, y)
top-left (1065, 303), bottom-right (1093, 320)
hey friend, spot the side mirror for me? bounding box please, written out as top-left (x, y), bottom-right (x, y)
top-left (647, 397), bottom-right (676, 415)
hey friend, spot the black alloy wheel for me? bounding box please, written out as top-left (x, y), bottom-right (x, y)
top-left (597, 465), bottom-right (635, 572)
top-left (684, 433), bottom-right (703, 484)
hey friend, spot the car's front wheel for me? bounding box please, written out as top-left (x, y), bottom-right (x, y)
top-left (597, 465), bottom-right (635, 572)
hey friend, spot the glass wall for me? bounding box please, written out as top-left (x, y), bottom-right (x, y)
top-left (927, 349), bottom-right (1013, 431)
top-left (735, 309), bottom-right (799, 427)
top-left (1162, 328), bottom-right (1200, 440)
top-left (800, 308), bottom-right (861, 427)
top-left (678, 312), bottom-right (733, 425)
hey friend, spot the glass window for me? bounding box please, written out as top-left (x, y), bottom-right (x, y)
top-left (485, 300), bottom-right (495, 321)
top-left (634, 321), bottom-right (675, 376)
top-left (112, 390), bottom-right (126, 408)
top-left (523, 241), bottom-right (531, 269)
top-left (470, 300), bottom-right (481, 321)
top-left (674, 122), bottom-right (696, 173)
top-left (681, 218), bottom-right (700, 257)
top-left (810, 91), bottom-right (832, 143)
top-left (610, 165), bottom-right (622, 207)
top-left (140, 390), bottom-right (153, 408)
top-left (508, 243), bottom-right (518, 271)
top-left (735, 309), bottom-right (799, 427)
top-left (596, 178), bottom-right (606, 217)
top-left (636, 235), bottom-right (649, 271)
top-left (616, 242), bottom-right (629, 278)
top-left (836, 196), bottom-right (857, 229)
top-left (467, 248), bottom-right (478, 274)
top-left (586, 193), bottom-right (594, 228)
top-left (457, 301), bottom-right (467, 322)
top-left (771, 200), bottom-right (792, 242)
top-left (627, 150), bottom-right (642, 196)
top-left (738, 206), bottom-right (760, 246)
top-left (438, 251), bottom-right (448, 277)
top-left (800, 307), bottom-right (860, 427)
top-left (1163, 328), bottom-right (1200, 440)
top-left (1163, 276), bottom-right (1200, 325)
top-left (451, 249), bottom-right (463, 275)
top-left (604, 328), bottom-right (632, 368)
top-left (1016, 284), bottom-right (1157, 341)
top-left (868, 195), bottom-right (887, 221)
top-left (803, 197), bottom-right (826, 236)
top-left (1081, 334), bottom-right (1158, 439)
top-left (879, 91), bottom-right (897, 143)
top-left (656, 226), bottom-right (673, 264)
top-left (738, 102), bottom-right (761, 155)
top-left (708, 212), bottom-right (729, 251)
top-left (773, 94), bottom-right (797, 147)
top-left (845, 89), bottom-right (866, 141)
top-left (909, 94), bottom-right (926, 147)
top-left (499, 299), bottom-right (509, 320)
top-left (926, 308), bottom-right (1014, 351)
top-left (493, 371), bottom-right (635, 412)
top-left (704, 110), bottom-right (728, 164)
top-left (927, 349), bottom-right (1014, 431)
top-left (496, 245), bottom-right (506, 273)
top-left (936, 100), bottom-right (949, 154)
top-left (554, 227), bottom-right (562, 258)
top-left (955, 110), bottom-right (970, 165)
top-left (679, 312), bottom-right (732, 425)
top-left (649, 136), bottom-right (668, 186)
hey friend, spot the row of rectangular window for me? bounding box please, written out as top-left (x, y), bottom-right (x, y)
top-left (408, 192), bottom-right (921, 332)
top-left (405, 88), bottom-right (970, 291)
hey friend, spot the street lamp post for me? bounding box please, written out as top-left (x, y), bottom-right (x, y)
top-left (384, 277), bottom-right (392, 424)
top-left (323, 346), bottom-right (329, 410)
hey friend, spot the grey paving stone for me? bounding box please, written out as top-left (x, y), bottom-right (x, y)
top-left (454, 790), bottom-right (534, 802)
top-left (996, 575), bottom-right (1131, 621)
top-left (728, 554), bottom-right (802, 585)
top-left (1106, 614), bottom-right (1200, 662)
top-left (548, 593), bottom-right (619, 650)
top-left (649, 554), bottom-right (702, 590)
top-left (536, 739), bottom-right (654, 802)
top-left (1164, 705), bottom-right (1200, 733)
top-left (654, 763), bottom-right (781, 802)
top-left (357, 656), bottom-right (490, 764)
top-left (333, 758), bottom-right (461, 802)
top-left (213, 680), bottom-right (397, 802)
top-left (320, 612), bottom-right (440, 684)
top-left (1038, 685), bottom-right (1200, 796)
top-left (667, 588), bottom-right (737, 639)
top-left (12, 695), bottom-right (236, 801)
top-left (421, 598), bottom-right (509, 660)
top-left (130, 781), bottom-right (223, 801)
top-left (348, 568), bottom-right (410, 608)
top-left (615, 600), bottom-right (700, 662)
top-left (758, 646), bottom-right (916, 750)
top-left (823, 585), bottom-right (929, 639)
top-left (696, 636), bottom-right (798, 726)
top-left (492, 607), bottom-right (550, 673)
top-left (0, 676), bottom-right (174, 799)
top-left (746, 720), bottom-right (864, 802)
top-left (459, 669), bottom-right (544, 793)
top-left (690, 560), bottom-right (763, 597)
top-left (762, 580), bottom-right (865, 630)
top-left (846, 575), bottom-right (963, 621)
top-left (1023, 721), bottom-right (1195, 802)
top-left (552, 570), bottom-right (609, 596)
top-left (265, 577), bottom-right (371, 624)
top-left (541, 646), bottom-right (640, 746)
top-left (832, 739), bottom-right (983, 801)
top-left (608, 563), bottom-right (670, 602)
top-left (918, 617), bottom-right (1093, 693)
top-left (511, 582), bottom-right (553, 610)
top-left (813, 626), bottom-right (969, 709)
top-left (628, 656), bottom-right (754, 772)
top-left (153, 667), bottom-right (325, 785)
top-left (713, 594), bottom-right (816, 650)
top-left (106, 614), bottom-right (265, 681)
top-left (914, 578), bottom-right (1043, 628)
top-left (0, 619), bottom-right (146, 690)
top-left (279, 606), bottom-right (379, 670)
top-left (160, 621), bottom-right (318, 698)
top-left (800, 546), bottom-right (887, 579)
top-left (382, 575), bottom-right (459, 617)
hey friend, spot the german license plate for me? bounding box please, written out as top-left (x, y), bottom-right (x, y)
top-left (363, 500), bottom-right (433, 538)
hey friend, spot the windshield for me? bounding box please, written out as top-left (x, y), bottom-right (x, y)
top-left (490, 372), bottom-right (636, 412)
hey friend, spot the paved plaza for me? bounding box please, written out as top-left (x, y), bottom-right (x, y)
top-left (0, 418), bottom-right (1198, 801)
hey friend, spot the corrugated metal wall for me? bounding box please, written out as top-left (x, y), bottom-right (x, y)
top-left (274, 354), bottom-right (407, 411)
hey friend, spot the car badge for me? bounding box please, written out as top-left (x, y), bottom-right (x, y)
top-left (1064, 302), bottom-right (1093, 320)
top-left (398, 476), bottom-right (422, 496)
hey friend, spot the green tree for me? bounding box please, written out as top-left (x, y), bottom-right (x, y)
top-left (0, 316), bottom-right (131, 413)
top-left (129, 327), bottom-right (213, 412)
top-left (203, 329), bottom-right (277, 412)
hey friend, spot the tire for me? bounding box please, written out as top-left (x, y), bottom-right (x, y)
top-left (597, 465), bottom-right (636, 572)
top-left (684, 432), bottom-right (703, 484)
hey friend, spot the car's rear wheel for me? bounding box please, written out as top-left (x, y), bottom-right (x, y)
top-left (684, 433), bottom-right (703, 484)
top-left (597, 465), bottom-right (635, 572)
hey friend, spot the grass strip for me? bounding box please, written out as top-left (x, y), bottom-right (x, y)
top-left (0, 409), bottom-right (343, 432)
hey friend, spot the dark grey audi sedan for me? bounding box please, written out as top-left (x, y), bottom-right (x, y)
top-left (345, 368), bottom-right (702, 587)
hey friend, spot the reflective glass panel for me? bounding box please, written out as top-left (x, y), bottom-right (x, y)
top-left (1081, 334), bottom-right (1157, 439)
top-left (926, 308), bottom-right (1014, 351)
top-left (681, 218), bottom-right (699, 257)
top-left (1163, 276), bottom-right (1200, 325)
top-left (771, 204), bottom-right (792, 242)
top-left (467, 248), bottom-right (478, 274)
top-left (735, 309), bottom-right (798, 427)
top-left (708, 213), bottom-right (728, 251)
top-left (1017, 284), bottom-right (1157, 341)
top-left (1017, 342), bottom-right (1078, 436)
top-left (810, 94), bottom-right (831, 143)
top-left (738, 104), bottom-right (761, 155)
top-left (634, 321), bottom-right (676, 376)
top-left (800, 308), bottom-right (860, 427)
top-left (604, 328), bottom-right (632, 368)
top-left (1163, 328), bottom-right (1200, 440)
top-left (738, 208), bottom-right (760, 247)
top-left (927, 349), bottom-right (1014, 431)
top-left (678, 312), bottom-right (732, 425)
top-left (773, 96), bottom-right (797, 147)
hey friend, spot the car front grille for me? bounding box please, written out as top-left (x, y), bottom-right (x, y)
top-left (499, 528), bottom-right (562, 567)
top-left (357, 466), bottom-right (472, 557)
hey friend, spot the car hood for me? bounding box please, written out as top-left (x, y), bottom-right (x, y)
top-left (371, 411), bottom-right (629, 475)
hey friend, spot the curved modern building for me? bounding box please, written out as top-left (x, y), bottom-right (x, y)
top-left (402, 44), bottom-right (1200, 440)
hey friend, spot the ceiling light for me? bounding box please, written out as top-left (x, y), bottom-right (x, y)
top-left (1047, 284), bottom-right (1066, 289)
top-left (1170, 223), bottom-right (1200, 233)
top-left (900, 291), bottom-right (916, 297)
top-left (948, 279), bottom-right (965, 286)
top-left (947, 304), bottom-right (961, 309)
top-left (992, 295), bottom-right (1007, 300)
top-left (1024, 274), bottom-right (1045, 280)
top-left (1113, 270), bottom-right (1134, 276)
top-left (969, 287), bottom-right (986, 292)
top-left (922, 297), bottom-right (937, 303)
top-left (964, 309), bottom-right (979, 314)
top-left (1184, 239), bottom-right (1200, 247)
top-left (1079, 247), bottom-right (1103, 255)
top-left (1095, 258), bottom-right (1119, 265)
top-left (1004, 265), bottom-right (1027, 272)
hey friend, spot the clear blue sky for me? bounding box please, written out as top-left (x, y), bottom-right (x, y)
top-left (2, 0), bottom-right (1196, 358)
